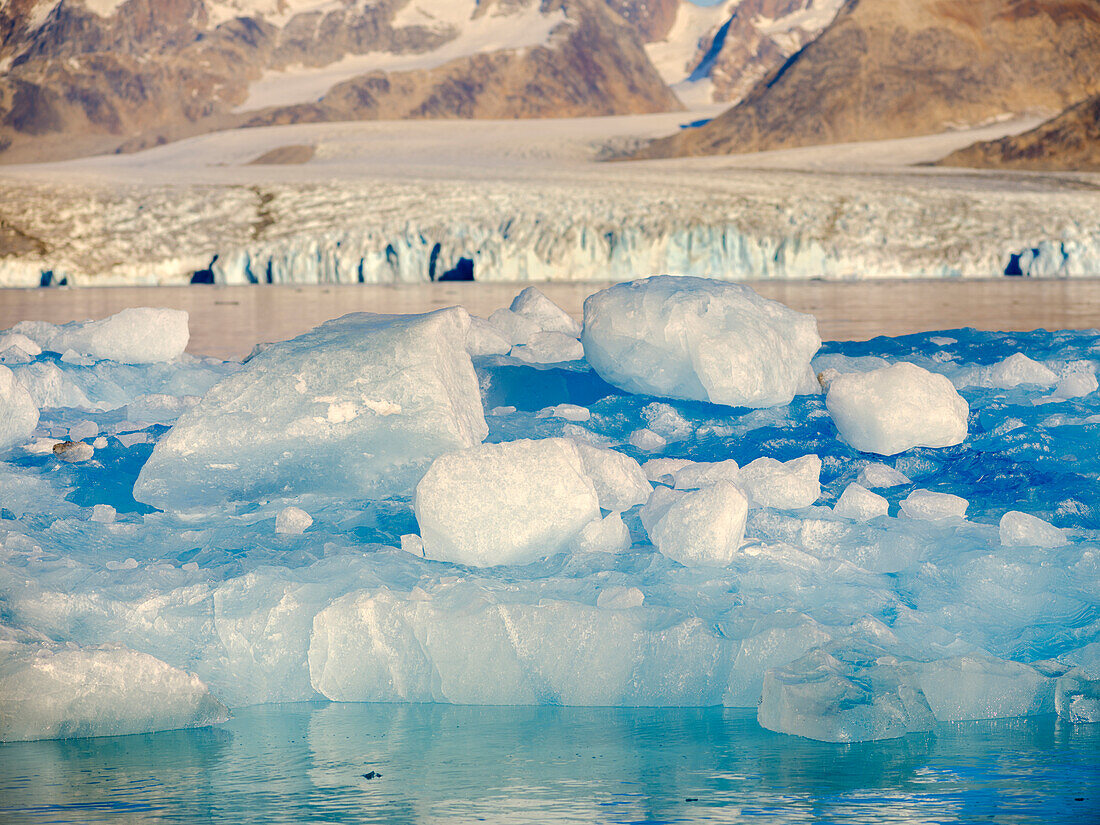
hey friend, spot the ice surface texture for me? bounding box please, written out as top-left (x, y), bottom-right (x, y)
top-left (0, 365), bottom-right (38, 452)
top-left (135, 309), bottom-right (487, 509)
top-left (582, 276), bottom-right (821, 408)
top-left (1, 283), bottom-right (1099, 745)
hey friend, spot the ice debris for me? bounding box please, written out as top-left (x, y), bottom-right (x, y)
top-left (826, 363), bottom-right (968, 455)
top-left (999, 511), bottom-right (1066, 548)
top-left (0, 364), bottom-right (38, 452)
top-left (646, 481), bottom-right (748, 567)
top-left (833, 483), bottom-right (889, 521)
top-left (276, 506), bottom-right (313, 535)
top-left (900, 490), bottom-right (969, 521)
top-left (581, 276), bottom-right (820, 408)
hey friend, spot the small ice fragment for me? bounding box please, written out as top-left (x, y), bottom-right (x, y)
top-left (509, 287), bottom-right (582, 337)
top-left (53, 440), bottom-right (94, 462)
top-left (857, 463), bottom-right (911, 488)
top-left (929, 336), bottom-right (956, 346)
top-left (596, 585), bottom-right (644, 610)
top-left (510, 332), bottom-right (584, 364)
top-left (1053, 362), bottom-right (1098, 399)
top-left (989, 353), bottom-right (1058, 388)
top-left (648, 481), bottom-right (748, 567)
top-left (673, 459), bottom-right (740, 490)
top-left (68, 420), bottom-right (98, 441)
top-left (106, 558), bottom-right (139, 570)
top-left (0, 332), bottom-right (41, 357)
top-left (415, 438), bottom-right (600, 566)
top-left (899, 489), bottom-right (968, 520)
top-left (739, 455), bottom-right (821, 510)
top-left (400, 534), bottom-right (425, 558)
top-left (629, 428), bottom-right (666, 452)
top-left (466, 317), bottom-right (511, 356)
top-left (90, 504), bottom-right (117, 523)
top-left (489, 406), bottom-right (517, 416)
top-left (999, 511), bottom-right (1066, 548)
top-left (642, 402), bottom-right (693, 442)
top-left (117, 432), bottom-right (150, 448)
top-left (0, 365), bottom-right (39, 452)
top-left (487, 308), bottom-right (541, 346)
top-left (826, 363), bottom-right (968, 456)
top-left (573, 442), bottom-right (651, 511)
top-left (833, 483), bottom-right (889, 521)
top-left (535, 403), bottom-right (590, 422)
top-left (572, 512), bottom-right (631, 554)
top-left (60, 349), bottom-right (96, 366)
top-left (582, 276), bottom-right (821, 408)
top-left (275, 506), bottom-right (313, 535)
top-left (92, 436), bottom-right (107, 449)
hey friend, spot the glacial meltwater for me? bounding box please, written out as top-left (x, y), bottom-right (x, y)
top-left (1, 704), bottom-right (1098, 824)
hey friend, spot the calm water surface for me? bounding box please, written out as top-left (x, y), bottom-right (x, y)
top-left (0, 705), bottom-right (1097, 824)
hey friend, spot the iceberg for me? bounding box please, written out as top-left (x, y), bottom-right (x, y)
top-left (581, 276), bottom-right (821, 408)
top-left (826, 363), bottom-right (969, 455)
top-left (14, 308), bottom-right (189, 364)
top-left (134, 309), bottom-right (487, 509)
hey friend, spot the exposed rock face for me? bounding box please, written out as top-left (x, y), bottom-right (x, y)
top-left (644, 0), bottom-right (845, 105)
top-left (605, 0), bottom-right (679, 41)
top-left (636, 0), bottom-right (1100, 158)
top-left (0, 0), bottom-right (679, 162)
top-left (938, 94), bottom-right (1100, 172)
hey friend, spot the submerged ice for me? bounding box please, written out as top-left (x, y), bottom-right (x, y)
top-left (1, 279), bottom-right (1098, 744)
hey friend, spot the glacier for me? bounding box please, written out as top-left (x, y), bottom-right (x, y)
top-left (0, 280), bottom-right (1098, 743)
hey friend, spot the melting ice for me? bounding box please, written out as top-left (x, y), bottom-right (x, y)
top-left (1, 276), bottom-right (1098, 743)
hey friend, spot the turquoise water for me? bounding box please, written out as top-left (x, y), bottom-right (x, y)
top-left (1, 705), bottom-right (1097, 824)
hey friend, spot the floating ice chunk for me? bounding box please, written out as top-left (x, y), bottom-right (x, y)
top-left (415, 438), bottom-right (599, 566)
top-left (582, 276), bottom-right (821, 408)
top-left (509, 287), bottom-right (582, 338)
top-left (572, 512), bottom-right (631, 554)
top-left (900, 489), bottom-right (968, 521)
top-left (117, 431), bottom-right (151, 448)
top-left (596, 585), bottom-right (644, 609)
top-left (0, 364), bottom-right (39, 452)
top-left (0, 332), bottom-right (41, 358)
top-left (0, 642), bottom-right (228, 741)
top-left (276, 506), bottom-right (313, 535)
top-left (573, 442), bottom-right (651, 511)
top-left (400, 533), bottom-right (425, 558)
top-left (999, 511), bottom-right (1066, 548)
top-left (92, 435), bottom-right (107, 449)
top-left (1056, 668), bottom-right (1100, 724)
top-left (648, 481), bottom-right (748, 567)
top-left (857, 462), bottom-right (911, 488)
top-left (673, 459), bottom-right (741, 490)
top-left (642, 458), bottom-right (693, 485)
top-left (629, 428), bottom-right (666, 452)
top-left (487, 308), bottom-right (541, 346)
top-left (536, 403), bottom-right (590, 422)
top-left (53, 440), bottom-right (94, 463)
top-left (989, 353), bottom-right (1058, 388)
top-left (739, 455), bottom-right (821, 510)
top-left (826, 363), bottom-right (968, 455)
top-left (642, 402), bottom-right (693, 442)
top-left (833, 483), bottom-right (888, 521)
top-left (930, 336), bottom-right (956, 346)
top-left (135, 309), bottom-right (487, 509)
top-left (1054, 362), bottom-right (1098, 399)
top-left (90, 504), bottom-right (116, 523)
top-left (61, 349), bottom-right (96, 366)
top-left (913, 656), bottom-right (1053, 721)
top-left (509, 332), bottom-right (585, 364)
top-left (13, 307), bottom-right (189, 364)
top-left (757, 645), bottom-right (935, 742)
top-left (466, 317), bottom-right (511, 356)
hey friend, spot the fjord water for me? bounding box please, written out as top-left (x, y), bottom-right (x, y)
top-left (1, 705), bottom-right (1097, 824)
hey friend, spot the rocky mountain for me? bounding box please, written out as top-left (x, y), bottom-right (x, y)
top-left (0, 0), bottom-right (680, 162)
top-left (643, 0), bottom-right (844, 105)
top-left (937, 94), bottom-right (1100, 172)
top-left (635, 0), bottom-right (1100, 158)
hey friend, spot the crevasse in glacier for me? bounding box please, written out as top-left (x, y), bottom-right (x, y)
top-left (0, 281), bottom-right (1098, 743)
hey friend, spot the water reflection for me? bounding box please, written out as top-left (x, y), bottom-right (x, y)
top-left (0, 705), bottom-right (1097, 824)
